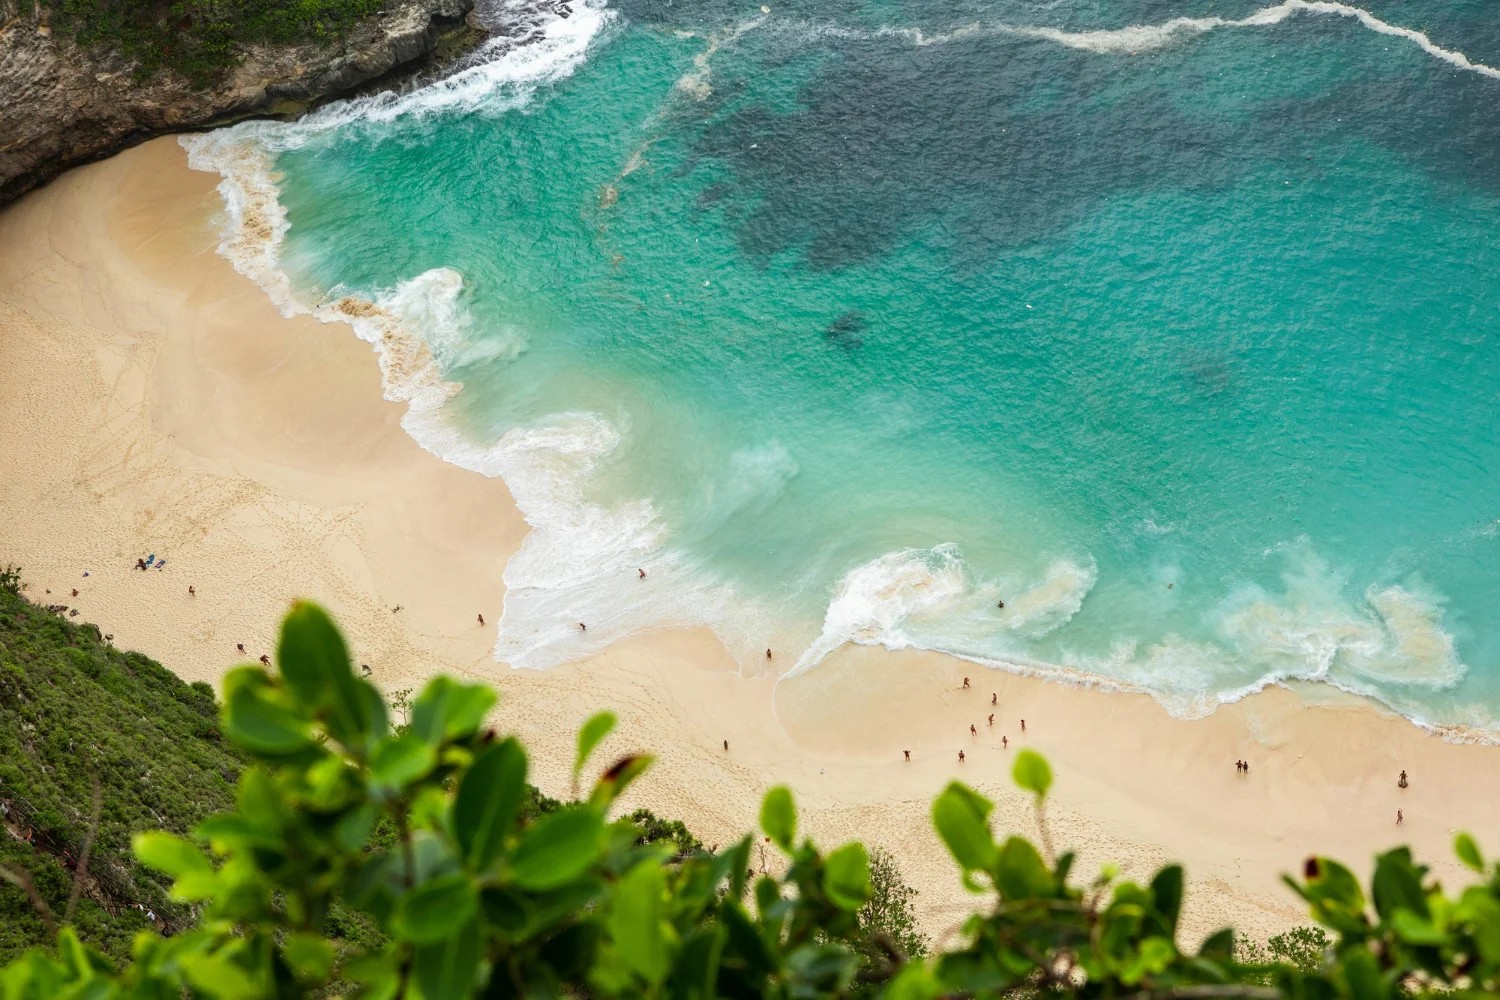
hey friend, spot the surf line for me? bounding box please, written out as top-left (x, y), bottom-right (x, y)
top-left (856, 1), bottom-right (1500, 82)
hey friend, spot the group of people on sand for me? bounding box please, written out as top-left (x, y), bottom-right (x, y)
top-left (134, 554), bottom-right (165, 571)
top-left (933, 679), bottom-right (1023, 761)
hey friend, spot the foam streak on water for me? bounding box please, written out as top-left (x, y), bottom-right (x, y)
top-left (788, 1), bottom-right (1500, 82)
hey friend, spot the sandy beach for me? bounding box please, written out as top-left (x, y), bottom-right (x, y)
top-left (5, 136), bottom-right (1500, 948)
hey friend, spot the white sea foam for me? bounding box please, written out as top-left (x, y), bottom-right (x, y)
top-left (788, 546), bottom-right (1097, 677)
top-left (785, 1), bottom-right (1500, 81)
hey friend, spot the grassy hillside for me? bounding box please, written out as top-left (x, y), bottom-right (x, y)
top-left (0, 568), bottom-right (717, 967)
top-left (0, 569), bottom-right (245, 963)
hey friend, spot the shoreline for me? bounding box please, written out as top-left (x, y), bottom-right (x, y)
top-left (6, 137), bottom-right (1500, 944)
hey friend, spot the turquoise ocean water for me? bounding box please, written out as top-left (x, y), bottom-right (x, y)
top-left (184, 0), bottom-right (1500, 730)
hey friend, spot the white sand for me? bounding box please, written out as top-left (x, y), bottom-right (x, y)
top-left (5, 137), bottom-right (1500, 948)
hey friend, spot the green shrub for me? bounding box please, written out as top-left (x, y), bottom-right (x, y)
top-left (0, 584), bottom-right (245, 963)
top-left (7, 600), bottom-right (1500, 1000)
top-left (46, 0), bottom-right (390, 84)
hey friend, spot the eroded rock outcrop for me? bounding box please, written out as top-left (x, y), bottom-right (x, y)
top-left (0, 0), bottom-right (476, 204)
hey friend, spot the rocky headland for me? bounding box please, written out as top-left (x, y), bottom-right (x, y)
top-left (0, 0), bottom-right (479, 205)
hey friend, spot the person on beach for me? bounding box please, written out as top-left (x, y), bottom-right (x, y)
top-left (997, 600), bottom-right (1005, 609)
top-left (970, 724), bottom-right (977, 736)
top-left (71, 589), bottom-right (78, 597)
top-left (188, 586), bottom-right (195, 597)
top-left (361, 664), bottom-right (372, 676)
top-left (1243, 760), bottom-right (1249, 773)
top-left (1002, 735), bottom-right (1008, 749)
top-left (236, 643), bottom-right (245, 653)
top-left (958, 750), bottom-right (965, 762)
top-left (579, 622), bottom-right (587, 631)
top-left (1398, 770), bottom-right (1408, 788)
top-left (477, 614), bottom-right (484, 625)
top-left (1021, 719), bottom-right (1026, 733)
top-left (963, 677), bottom-right (970, 689)
top-left (766, 648), bottom-right (772, 659)
top-left (904, 750), bottom-right (910, 760)
top-left (259, 654), bottom-right (270, 666)
top-left (723, 740), bottom-right (728, 751)
top-left (1397, 809), bottom-right (1404, 825)
top-left (991, 693), bottom-right (997, 705)
top-left (988, 713), bottom-right (994, 726)
top-left (639, 568), bottom-right (646, 579)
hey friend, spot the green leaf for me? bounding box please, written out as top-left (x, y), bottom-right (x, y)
top-left (1293, 857), bottom-right (1369, 933)
top-left (368, 732), bottom-right (437, 790)
top-left (1117, 936), bottom-right (1176, 986)
top-left (133, 831), bottom-right (219, 900)
top-left (181, 953), bottom-right (261, 1000)
top-left (1371, 847), bottom-right (1428, 920)
top-left (609, 860), bottom-right (668, 984)
top-left (411, 677), bottom-right (497, 744)
top-left (1456, 832), bottom-right (1484, 872)
top-left (393, 873), bottom-right (480, 945)
top-left (413, 915), bottom-right (482, 1000)
top-left (575, 711), bottom-right (617, 776)
top-left (1391, 910), bottom-right (1447, 946)
top-left (822, 842), bottom-right (872, 911)
top-left (1198, 928), bottom-right (1234, 963)
top-left (589, 754), bottom-right (653, 808)
top-left (454, 738), bottom-right (528, 871)
top-left (222, 667), bottom-right (314, 757)
top-left (1150, 865), bottom-right (1184, 935)
top-left (760, 786), bottom-right (797, 851)
top-left (511, 808), bottom-right (607, 890)
top-left (995, 836), bottom-right (1053, 901)
top-left (132, 832), bottom-right (212, 879)
top-left (931, 782), bottom-right (996, 876)
top-left (277, 601), bottom-right (348, 709)
top-left (1012, 749), bottom-right (1052, 798)
top-left (277, 601), bottom-right (386, 751)
top-left (1340, 949), bottom-right (1390, 1000)
top-left (282, 933), bottom-right (336, 982)
top-left (882, 962), bottom-right (944, 1000)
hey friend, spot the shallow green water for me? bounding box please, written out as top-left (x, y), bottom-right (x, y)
top-left (186, 0), bottom-right (1500, 728)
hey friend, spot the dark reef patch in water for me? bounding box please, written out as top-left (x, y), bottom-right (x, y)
top-left (685, 6), bottom-right (1500, 271)
top-left (824, 309), bottom-right (866, 349)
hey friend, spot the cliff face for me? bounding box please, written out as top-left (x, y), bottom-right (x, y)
top-left (0, 0), bottom-right (475, 205)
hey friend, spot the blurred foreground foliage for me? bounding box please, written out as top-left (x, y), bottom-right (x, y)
top-left (5, 597), bottom-right (1500, 1000)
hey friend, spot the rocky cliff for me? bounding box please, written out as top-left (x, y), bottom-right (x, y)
top-left (0, 0), bottom-right (477, 205)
